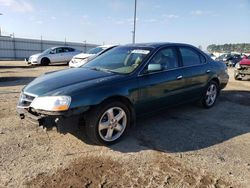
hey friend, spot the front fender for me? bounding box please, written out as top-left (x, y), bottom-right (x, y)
top-left (70, 78), bottom-right (139, 109)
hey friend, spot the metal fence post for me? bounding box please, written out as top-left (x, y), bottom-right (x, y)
top-left (84, 40), bottom-right (87, 53)
top-left (41, 36), bottom-right (43, 52)
top-left (12, 33), bottom-right (16, 60)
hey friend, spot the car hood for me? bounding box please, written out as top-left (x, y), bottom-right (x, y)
top-left (240, 59), bottom-right (250, 65)
top-left (73, 53), bottom-right (93, 59)
top-left (24, 68), bottom-right (117, 96)
top-left (30, 53), bottom-right (42, 59)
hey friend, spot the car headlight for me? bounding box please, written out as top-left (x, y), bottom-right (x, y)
top-left (235, 63), bottom-right (241, 69)
top-left (30, 96), bottom-right (71, 111)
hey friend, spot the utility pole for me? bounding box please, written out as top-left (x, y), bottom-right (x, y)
top-left (132, 0), bottom-right (137, 44)
top-left (40, 35), bottom-right (43, 52)
top-left (83, 40), bottom-right (87, 53)
top-left (0, 13), bottom-right (3, 37)
top-left (12, 33), bottom-right (16, 59)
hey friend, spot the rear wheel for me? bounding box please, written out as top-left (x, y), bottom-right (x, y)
top-left (85, 101), bottom-right (131, 145)
top-left (200, 81), bottom-right (219, 108)
top-left (41, 58), bottom-right (50, 66)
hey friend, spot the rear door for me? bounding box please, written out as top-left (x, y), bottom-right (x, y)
top-left (136, 47), bottom-right (187, 114)
top-left (63, 47), bottom-right (76, 62)
top-left (177, 46), bottom-right (210, 101)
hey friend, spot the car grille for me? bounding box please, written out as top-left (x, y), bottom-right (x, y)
top-left (18, 92), bottom-right (36, 108)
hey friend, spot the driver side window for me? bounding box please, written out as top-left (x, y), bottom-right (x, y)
top-left (149, 47), bottom-right (179, 71)
top-left (50, 49), bottom-right (56, 54)
top-left (56, 48), bottom-right (64, 54)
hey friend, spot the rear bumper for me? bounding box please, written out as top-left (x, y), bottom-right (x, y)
top-left (17, 106), bottom-right (89, 133)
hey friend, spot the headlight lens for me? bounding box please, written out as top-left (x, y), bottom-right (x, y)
top-left (30, 96), bottom-right (71, 111)
top-left (235, 63), bottom-right (241, 69)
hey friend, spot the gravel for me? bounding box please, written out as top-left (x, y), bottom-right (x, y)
top-left (0, 61), bottom-right (249, 187)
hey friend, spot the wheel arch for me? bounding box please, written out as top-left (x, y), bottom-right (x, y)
top-left (210, 77), bottom-right (220, 86)
top-left (95, 95), bottom-right (136, 127)
top-left (41, 57), bottom-right (51, 65)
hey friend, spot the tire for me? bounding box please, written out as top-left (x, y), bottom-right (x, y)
top-left (234, 71), bottom-right (242, 80)
top-left (234, 75), bottom-right (241, 80)
top-left (200, 81), bottom-right (219, 108)
top-left (85, 101), bottom-right (131, 145)
top-left (41, 58), bottom-right (50, 66)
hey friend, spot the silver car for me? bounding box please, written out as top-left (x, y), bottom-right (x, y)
top-left (26, 47), bottom-right (81, 65)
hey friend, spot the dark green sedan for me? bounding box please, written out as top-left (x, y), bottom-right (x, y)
top-left (17, 43), bottom-right (229, 145)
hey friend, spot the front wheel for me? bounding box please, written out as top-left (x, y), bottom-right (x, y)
top-left (85, 101), bottom-right (131, 145)
top-left (41, 58), bottom-right (50, 66)
top-left (200, 81), bottom-right (219, 108)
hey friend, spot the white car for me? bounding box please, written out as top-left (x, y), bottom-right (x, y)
top-left (26, 47), bottom-right (81, 65)
top-left (69, 45), bottom-right (117, 68)
top-left (208, 53), bottom-right (217, 60)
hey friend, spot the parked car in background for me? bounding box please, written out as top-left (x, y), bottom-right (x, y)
top-left (234, 56), bottom-right (250, 80)
top-left (17, 42), bottom-right (229, 145)
top-left (208, 53), bottom-right (216, 60)
top-left (216, 53), bottom-right (231, 62)
top-left (26, 47), bottom-right (81, 65)
top-left (227, 54), bottom-right (242, 67)
top-left (216, 53), bottom-right (242, 67)
top-left (69, 45), bottom-right (117, 68)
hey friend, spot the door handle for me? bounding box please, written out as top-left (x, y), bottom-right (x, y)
top-left (206, 70), bottom-right (211, 73)
top-left (177, 75), bottom-right (183, 80)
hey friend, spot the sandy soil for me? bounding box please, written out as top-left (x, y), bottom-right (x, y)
top-left (0, 61), bottom-right (249, 187)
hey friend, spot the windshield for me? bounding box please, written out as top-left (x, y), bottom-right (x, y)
top-left (82, 46), bottom-right (152, 74)
top-left (42, 48), bottom-right (53, 54)
top-left (87, 47), bottom-right (105, 54)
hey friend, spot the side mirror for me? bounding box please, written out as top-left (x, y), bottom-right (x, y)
top-left (147, 64), bottom-right (163, 73)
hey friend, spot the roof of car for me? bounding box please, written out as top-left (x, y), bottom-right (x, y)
top-left (50, 46), bottom-right (76, 49)
top-left (123, 42), bottom-right (194, 48)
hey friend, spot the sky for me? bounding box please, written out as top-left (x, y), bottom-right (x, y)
top-left (0, 0), bottom-right (249, 49)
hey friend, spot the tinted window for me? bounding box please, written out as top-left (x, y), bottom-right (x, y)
top-left (63, 47), bottom-right (70, 52)
top-left (56, 47), bottom-right (64, 53)
top-left (62, 47), bottom-right (74, 52)
top-left (149, 48), bottom-right (178, 70)
top-left (180, 47), bottom-right (201, 66)
top-left (68, 47), bottom-right (75, 52)
top-left (200, 54), bottom-right (206, 63)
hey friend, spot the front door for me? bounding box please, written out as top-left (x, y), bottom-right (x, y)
top-left (136, 47), bottom-right (187, 114)
top-left (49, 47), bottom-right (65, 63)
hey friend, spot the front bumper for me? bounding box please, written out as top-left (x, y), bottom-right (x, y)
top-left (17, 106), bottom-right (89, 133)
top-left (25, 58), bottom-right (39, 65)
top-left (235, 67), bottom-right (250, 75)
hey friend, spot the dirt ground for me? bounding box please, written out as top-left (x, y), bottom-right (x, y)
top-left (0, 61), bottom-right (250, 188)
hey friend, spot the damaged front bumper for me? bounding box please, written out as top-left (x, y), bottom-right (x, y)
top-left (17, 106), bottom-right (89, 133)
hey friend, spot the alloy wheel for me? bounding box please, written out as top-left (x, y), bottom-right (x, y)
top-left (205, 84), bottom-right (217, 106)
top-left (98, 107), bottom-right (127, 142)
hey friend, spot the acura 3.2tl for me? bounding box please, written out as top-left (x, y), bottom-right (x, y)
top-left (17, 43), bottom-right (229, 145)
